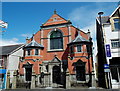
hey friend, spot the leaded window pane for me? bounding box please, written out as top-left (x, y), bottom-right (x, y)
top-left (50, 31), bottom-right (63, 49)
top-left (35, 49), bottom-right (39, 55)
top-left (77, 45), bottom-right (82, 52)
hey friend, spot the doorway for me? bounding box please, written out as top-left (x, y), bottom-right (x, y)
top-left (76, 65), bottom-right (86, 81)
top-left (25, 67), bottom-right (32, 81)
top-left (52, 65), bottom-right (61, 84)
top-left (73, 59), bottom-right (86, 81)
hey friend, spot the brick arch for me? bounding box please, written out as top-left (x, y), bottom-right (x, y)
top-left (47, 28), bottom-right (64, 50)
top-left (47, 28), bottom-right (64, 38)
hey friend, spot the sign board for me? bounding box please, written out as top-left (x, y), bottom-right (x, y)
top-left (0, 69), bottom-right (6, 74)
top-left (104, 69), bottom-right (110, 72)
top-left (104, 64), bottom-right (109, 69)
top-left (105, 44), bottom-right (111, 57)
top-left (104, 64), bottom-right (110, 72)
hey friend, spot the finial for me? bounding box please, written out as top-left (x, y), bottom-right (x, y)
top-left (32, 34), bottom-right (35, 41)
top-left (68, 19), bottom-right (71, 22)
top-left (87, 29), bottom-right (92, 40)
top-left (88, 29), bottom-right (90, 33)
top-left (54, 9), bottom-right (57, 14)
top-left (26, 37), bottom-right (29, 40)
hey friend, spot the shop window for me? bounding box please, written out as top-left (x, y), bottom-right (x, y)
top-left (110, 67), bottom-right (120, 82)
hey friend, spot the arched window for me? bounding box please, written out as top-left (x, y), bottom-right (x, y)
top-left (50, 31), bottom-right (63, 49)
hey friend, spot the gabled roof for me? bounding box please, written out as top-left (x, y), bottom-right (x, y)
top-left (110, 5), bottom-right (120, 17)
top-left (0, 44), bottom-right (24, 55)
top-left (96, 16), bottom-right (110, 24)
top-left (51, 56), bottom-right (61, 63)
top-left (24, 36), bottom-right (44, 49)
top-left (68, 30), bottom-right (89, 45)
top-left (41, 11), bottom-right (71, 27)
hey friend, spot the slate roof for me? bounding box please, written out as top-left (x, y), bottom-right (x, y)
top-left (0, 44), bottom-right (24, 55)
top-left (97, 16), bottom-right (110, 24)
top-left (68, 30), bottom-right (89, 45)
top-left (24, 37), bottom-right (44, 49)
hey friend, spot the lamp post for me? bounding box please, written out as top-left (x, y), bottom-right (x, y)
top-left (98, 12), bottom-right (110, 89)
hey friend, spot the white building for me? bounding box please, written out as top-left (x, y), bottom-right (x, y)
top-left (0, 44), bottom-right (24, 89)
top-left (96, 5), bottom-right (120, 89)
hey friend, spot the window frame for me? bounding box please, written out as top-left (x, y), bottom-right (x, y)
top-left (48, 29), bottom-right (64, 51)
top-left (35, 49), bottom-right (39, 55)
top-left (27, 49), bottom-right (31, 56)
top-left (111, 17), bottom-right (120, 32)
top-left (113, 18), bottom-right (120, 31)
top-left (111, 39), bottom-right (120, 48)
top-left (76, 45), bottom-right (82, 53)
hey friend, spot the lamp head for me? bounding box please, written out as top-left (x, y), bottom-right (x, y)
top-left (98, 12), bottom-right (104, 15)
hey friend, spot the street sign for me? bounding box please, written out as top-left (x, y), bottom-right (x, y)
top-left (104, 69), bottom-right (110, 72)
top-left (104, 64), bottom-right (110, 72)
top-left (105, 44), bottom-right (111, 57)
top-left (0, 69), bottom-right (6, 74)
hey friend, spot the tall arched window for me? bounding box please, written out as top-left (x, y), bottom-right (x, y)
top-left (50, 31), bottom-right (63, 50)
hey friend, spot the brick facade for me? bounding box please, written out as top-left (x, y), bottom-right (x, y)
top-left (19, 11), bottom-right (93, 87)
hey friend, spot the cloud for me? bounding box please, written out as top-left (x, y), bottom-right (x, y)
top-left (68, 6), bottom-right (98, 30)
top-left (68, 5), bottom-right (98, 40)
top-left (21, 33), bottom-right (32, 38)
top-left (68, 4), bottom-right (109, 56)
top-left (68, 3), bottom-right (117, 47)
top-left (0, 38), bottom-right (23, 46)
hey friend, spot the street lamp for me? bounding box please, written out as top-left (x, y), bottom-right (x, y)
top-left (98, 12), bottom-right (104, 33)
top-left (97, 12), bottom-right (111, 89)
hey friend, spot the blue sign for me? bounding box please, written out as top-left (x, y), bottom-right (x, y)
top-left (104, 64), bottom-right (110, 69)
top-left (0, 69), bottom-right (6, 74)
top-left (106, 44), bottom-right (111, 57)
top-left (104, 64), bottom-right (110, 72)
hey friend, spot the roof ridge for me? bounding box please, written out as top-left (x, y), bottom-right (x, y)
top-left (0, 44), bottom-right (24, 47)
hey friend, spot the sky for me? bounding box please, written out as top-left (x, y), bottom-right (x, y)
top-left (0, 2), bottom-right (119, 48)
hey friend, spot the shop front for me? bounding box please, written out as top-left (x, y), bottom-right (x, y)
top-left (0, 69), bottom-right (6, 89)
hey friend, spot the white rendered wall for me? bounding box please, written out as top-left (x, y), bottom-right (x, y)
top-left (103, 24), bottom-right (120, 58)
top-left (7, 48), bottom-right (23, 81)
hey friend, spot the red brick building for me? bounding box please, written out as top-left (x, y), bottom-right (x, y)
top-left (19, 11), bottom-right (93, 88)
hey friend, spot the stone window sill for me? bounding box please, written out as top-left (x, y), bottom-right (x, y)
top-left (47, 49), bottom-right (64, 52)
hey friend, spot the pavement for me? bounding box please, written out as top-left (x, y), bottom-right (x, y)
top-left (1, 87), bottom-right (120, 91)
